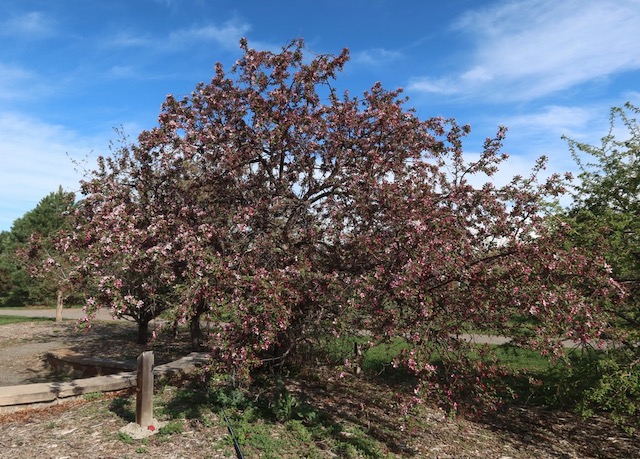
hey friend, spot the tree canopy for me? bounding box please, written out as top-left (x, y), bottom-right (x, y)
top-left (0, 187), bottom-right (75, 307)
top-left (554, 103), bottom-right (640, 429)
top-left (564, 102), bottom-right (639, 333)
top-left (60, 39), bottom-right (621, 410)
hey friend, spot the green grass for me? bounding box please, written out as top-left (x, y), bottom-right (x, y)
top-left (362, 338), bottom-right (411, 373)
top-left (323, 333), bottom-right (558, 374)
top-left (490, 345), bottom-right (557, 371)
top-left (461, 314), bottom-right (540, 337)
top-left (0, 315), bottom-right (53, 326)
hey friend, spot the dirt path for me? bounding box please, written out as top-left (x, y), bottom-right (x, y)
top-left (0, 314), bottom-right (187, 387)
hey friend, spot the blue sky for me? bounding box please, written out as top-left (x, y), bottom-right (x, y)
top-left (1, 0), bottom-right (639, 231)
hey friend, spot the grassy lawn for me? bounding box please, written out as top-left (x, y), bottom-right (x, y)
top-left (324, 334), bottom-right (560, 373)
top-left (0, 315), bottom-right (54, 326)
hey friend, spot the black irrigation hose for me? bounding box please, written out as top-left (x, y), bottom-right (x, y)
top-left (222, 408), bottom-right (245, 459)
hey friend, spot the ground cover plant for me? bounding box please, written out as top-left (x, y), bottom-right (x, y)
top-left (40, 38), bottom-right (624, 418)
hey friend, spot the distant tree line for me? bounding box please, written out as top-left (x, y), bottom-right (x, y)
top-left (0, 186), bottom-right (75, 308)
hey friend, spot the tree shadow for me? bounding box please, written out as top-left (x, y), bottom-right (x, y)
top-left (109, 394), bottom-right (136, 423)
top-left (475, 405), bottom-right (639, 459)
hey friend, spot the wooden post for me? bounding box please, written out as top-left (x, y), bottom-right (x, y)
top-left (136, 351), bottom-right (154, 428)
top-left (55, 289), bottom-right (64, 322)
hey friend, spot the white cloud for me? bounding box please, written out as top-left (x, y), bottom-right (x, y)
top-left (108, 20), bottom-right (251, 52)
top-left (0, 64), bottom-right (54, 102)
top-left (107, 65), bottom-right (139, 79)
top-left (353, 48), bottom-right (402, 66)
top-left (0, 112), bottom-right (103, 231)
top-left (109, 31), bottom-right (154, 48)
top-left (0, 11), bottom-right (55, 39)
top-left (408, 77), bottom-right (459, 95)
top-left (168, 21), bottom-right (251, 50)
top-left (504, 105), bottom-right (596, 138)
top-left (409, 0), bottom-right (640, 101)
top-left (460, 66), bottom-right (493, 85)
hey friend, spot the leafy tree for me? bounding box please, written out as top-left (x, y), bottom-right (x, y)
top-left (11, 186), bottom-right (74, 243)
top-left (564, 103), bottom-right (639, 327)
top-left (0, 187), bottom-right (75, 307)
top-left (0, 230), bottom-right (30, 306)
top-left (21, 221), bottom-right (80, 322)
top-left (68, 141), bottom-right (182, 343)
top-left (61, 39), bottom-right (620, 409)
top-left (560, 103), bottom-right (640, 428)
top-left (0, 231), bottom-right (15, 299)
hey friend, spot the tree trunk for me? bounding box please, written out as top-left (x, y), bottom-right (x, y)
top-left (190, 313), bottom-right (202, 351)
top-left (137, 319), bottom-right (150, 344)
top-left (55, 289), bottom-right (64, 322)
top-left (189, 299), bottom-right (209, 351)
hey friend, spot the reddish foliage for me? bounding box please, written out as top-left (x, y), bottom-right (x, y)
top-left (58, 39), bottom-right (622, 410)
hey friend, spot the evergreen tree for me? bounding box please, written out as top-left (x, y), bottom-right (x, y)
top-left (0, 187), bottom-right (75, 307)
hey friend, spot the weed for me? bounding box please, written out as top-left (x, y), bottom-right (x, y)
top-left (284, 419), bottom-right (312, 442)
top-left (338, 426), bottom-right (393, 459)
top-left (271, 380), bottom-right (299, 422)
top-left (118, 432), bottom-right (134, 445)
top-left (158, 420), bottom-right (184, 437)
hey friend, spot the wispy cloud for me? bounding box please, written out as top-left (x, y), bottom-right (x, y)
top-left (109, 20), bottom-right (251, 52)
top-left (0, 11), bottom-right (55, 39)
top-left (107, 64), bottom-right (140, 79)
top-left (0, 64), bottom-right (49, 101)
top-left (353, 48), bottom-right (402, 66)
top-left (109, 31), bottom-right (154, 48)
top-left (0, 112), bottom-right (102, 230)
top-left (168, 21), bottom-right (251, 49)
top-left (504, 105), bottom-right (597, 138)
top-left (408, 0), bottom-right (640, 101)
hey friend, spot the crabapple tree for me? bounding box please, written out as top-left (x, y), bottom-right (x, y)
top-left (62, 39), bottom-right (621, 408)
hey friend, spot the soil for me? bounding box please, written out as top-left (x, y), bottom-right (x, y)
top-left (0, 320), bottom-right (638, 458)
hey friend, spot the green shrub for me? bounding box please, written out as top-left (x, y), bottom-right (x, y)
top-left (535, 347), bottom-right (640, 432)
